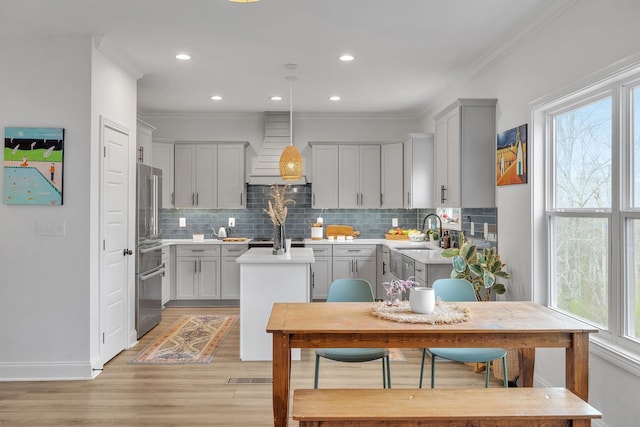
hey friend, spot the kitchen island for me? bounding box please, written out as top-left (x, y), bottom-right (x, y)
top-left (236, 247), bottom-right (314, 361)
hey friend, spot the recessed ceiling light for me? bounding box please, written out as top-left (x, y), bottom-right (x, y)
top-left (339, 54), bottom-right (354, 62)
top-left (270, 96), bottom-right (283, 101)
top-left (329, 96), bottom-right (341, 101)
top-left (210, 95), bottom-right (223, 101)
top-left (176, 53), bottom-right (191, 60)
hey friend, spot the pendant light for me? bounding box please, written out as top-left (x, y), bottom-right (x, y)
top-left (279, 64), bottom-right (303, 181)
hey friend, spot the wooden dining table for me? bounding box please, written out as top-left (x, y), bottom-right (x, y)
top-left (266, 301), bottom-right (598, 427)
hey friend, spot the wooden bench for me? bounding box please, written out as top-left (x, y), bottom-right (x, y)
top-left (292, 387), bottom-right (601, 427)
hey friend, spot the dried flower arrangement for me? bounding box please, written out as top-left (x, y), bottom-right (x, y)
top-left (264, 185), bottom-right (294, 226)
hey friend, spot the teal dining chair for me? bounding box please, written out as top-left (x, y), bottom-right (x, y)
top-left (314, 278), bottom-right (391, 389)
top-left (419, 278), bottom-right (508, 388)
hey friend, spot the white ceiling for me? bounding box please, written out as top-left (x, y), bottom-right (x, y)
top-left (0, 0), bottom-right (575, 115)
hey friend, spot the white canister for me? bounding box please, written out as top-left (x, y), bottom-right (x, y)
top-left (311, 226), bottom-right (323, 240)
top-left (409, 287), bottom-right (435, 314)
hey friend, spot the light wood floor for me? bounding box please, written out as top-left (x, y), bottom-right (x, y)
top-left (0, 306), bottom-right (505, 426)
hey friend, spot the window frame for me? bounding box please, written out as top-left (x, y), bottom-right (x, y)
top-left (536, 64), bottom-right (640, 370)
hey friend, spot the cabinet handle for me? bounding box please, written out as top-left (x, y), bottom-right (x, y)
top-left (194, 260), bottom-right (197, 273)
top-left (312, 193), bottom-right (316, 205)
top-left (355, 193), bottom-right (359, 205)
top-left (355, 259), bottom-right (358, 272)
top-left (192, 192), bottom-right (195, 206)
top-left (240, 192), bottom-right (243, 206)
top-left (350, 259), bottom-right (354, 273)
top-left (347, 249), bottom-right (361, 253)
top-left (380, 193), bottom-right (383, 206)
top-left (407, 191), bottom-right (411, 205)
top-left (441, 185), bottom-right (447, 204)
top-left (196, 192), bottom-right (199, 206)
top-left (311, 271), bottom-right (315, 288)
top-left (199, 259), bottom-right (202, 273)
top-left (382, 261), bottom-right (387, 275)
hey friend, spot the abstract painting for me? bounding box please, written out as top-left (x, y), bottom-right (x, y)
top-left (496, 123), bottom-right (527, 186)
top-left (4, 127), bottom-right (64, 205)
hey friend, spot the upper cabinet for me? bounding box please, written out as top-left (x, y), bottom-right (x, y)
top-left (174, 142), bottom-right (246, 209)
top-left (136, 119), bottom-right (155, 165)
top-left (151, 140), bottom-right (174, 209)
top-left (434, 99), bottom-right (497, 208)
top-left (380, 142), bottom-right (404, 209)
top-left (403, 133), bottom-right (434, 209)
top-left (338, 145), bottom-right (381, 209)
top-left (311, 144), bottom-right (339, 208)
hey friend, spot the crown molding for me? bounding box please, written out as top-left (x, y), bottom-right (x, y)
top-left (93, 34), bottom-right (146, 80)
top-left (418, 0), bottom-right (580, 119)
top-left (139, 111), bottom-right (418, 121)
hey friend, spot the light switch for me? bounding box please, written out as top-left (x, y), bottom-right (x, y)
top-left (392, 218), bottom-right (398, 227)
top-left (179, 217), bottom-right (186, 227)
top-left (470, 222), bottom-right (475, 236)
top-left (228, 217), bottom-right (235, 227)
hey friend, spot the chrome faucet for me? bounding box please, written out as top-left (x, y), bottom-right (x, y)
top-left (422, 213), bottom-right (442, 239)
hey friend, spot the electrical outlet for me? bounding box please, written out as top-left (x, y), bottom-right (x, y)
top-left (179, 217), bottom-right (186, 227)
top-left (228, 217), bottom-right (235, 227)
top-left (392, 218), bottom-right (398, 227)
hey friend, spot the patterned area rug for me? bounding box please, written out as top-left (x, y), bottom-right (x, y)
top-left (129, 314), bottom-right (237, 364)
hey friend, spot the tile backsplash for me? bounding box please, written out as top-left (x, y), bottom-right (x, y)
top-left (159, 184), bottom-right (498, 245)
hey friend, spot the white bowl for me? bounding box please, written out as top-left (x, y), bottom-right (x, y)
top-left (409, 233), bottom-right (425, 242)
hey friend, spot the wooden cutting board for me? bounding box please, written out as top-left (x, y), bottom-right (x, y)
top-left (325, 225), bottom-right (360, 238)
top-left (223, 237), bottom-right (248, 242)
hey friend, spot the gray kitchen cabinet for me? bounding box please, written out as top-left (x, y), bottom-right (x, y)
top-left (308, 244), bottom-right (332, 300)
top-left (332, 245), bottom-right (377, 288)
top-left (151, 140), bottom-right (174, 208)
top-left (434, 99), bottom-right (497, 208)
top-left (161, 245), bottom-right (173, 305)
top-left (403, 133), bottom-right (434, 208)
top-left (376, 245), bottom-right (392, 299)
top-left (415, 260), bottom-right (452, 287)
top-left (217, 143), bottom-right (246, 209)
top-left (311, 144), bottom-right (339, 208)
top-left (136, 119), bottom-right (154, 165)
top-left (220, 244), bottom-right (248, 299)
top-left (175, 245), bottom-right (220, 299)
top-left (174, 144), bottom-right (217, 208)
top-left (338, 145), bottom-right (381, 208)
top-left (380, 143), bottom-right (404, 209)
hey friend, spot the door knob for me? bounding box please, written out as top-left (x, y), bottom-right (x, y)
top-left (123, 249), bottom-right (133, 256)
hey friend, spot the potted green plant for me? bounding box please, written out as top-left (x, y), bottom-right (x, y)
top-left (440, 233), bottom-right (510, 302)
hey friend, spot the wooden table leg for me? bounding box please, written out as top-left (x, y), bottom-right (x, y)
top-left (566, 332), bottom-right (590, 401)
top-left (272, 332), bottom-right (291, 427)
top-left (518, 348), bottom-right (535, 387)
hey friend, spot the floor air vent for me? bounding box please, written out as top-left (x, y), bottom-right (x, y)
top-left (226, 377), bottom-right (273, 384)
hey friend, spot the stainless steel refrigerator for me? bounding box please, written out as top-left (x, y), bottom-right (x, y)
top-left (135, 163), bottom-right (164, 339)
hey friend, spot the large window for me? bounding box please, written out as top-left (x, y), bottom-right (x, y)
top-left (546, 74), bottom-right (640, 355)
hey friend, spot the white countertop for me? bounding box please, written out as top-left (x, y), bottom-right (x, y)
top-left (236, 247), bottom-right (315, 264)
top-left (161, 238), bottom-right (248, 246)
top-left (161, 238), bottom-right (450, 264)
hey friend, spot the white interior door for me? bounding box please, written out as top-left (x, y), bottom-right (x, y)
top-left (100, 120), bottom-right (131, 364)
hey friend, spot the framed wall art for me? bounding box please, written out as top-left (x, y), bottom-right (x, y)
top-left (4, 127), bottom-right (64, 205)
top-left (496, 123), bottom-right (527, 186)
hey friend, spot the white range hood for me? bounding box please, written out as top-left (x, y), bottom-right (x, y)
top-left (248, 112), bottom-right (307, 185)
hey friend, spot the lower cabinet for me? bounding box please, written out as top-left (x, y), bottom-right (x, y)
top-left (415, 261), bottom-right (451, 287)
top-left (175, 245), bottom-right (220, 299)
top-left (161, 245), bottom-right (173, 305)
top-left (332, 245), bottom-right (377, 289)
top-left (220, 244), bottom-right (248, 299)
top-left (308, 244), bottom-right (332, 300)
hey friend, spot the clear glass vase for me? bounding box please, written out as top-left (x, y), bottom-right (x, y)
top-left (272, 224), bottom-right (286, 255)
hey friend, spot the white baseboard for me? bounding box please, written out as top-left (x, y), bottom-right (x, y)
top-left (0, 361), bottom-right (93, 381)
